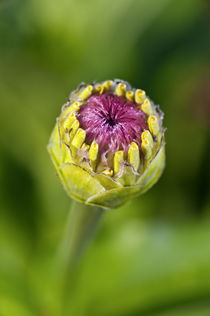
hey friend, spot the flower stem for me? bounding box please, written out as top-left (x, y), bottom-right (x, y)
top-left (60, 200), bottom-right (104, 269)
top-left (55, 200), bottom-right (104, 314)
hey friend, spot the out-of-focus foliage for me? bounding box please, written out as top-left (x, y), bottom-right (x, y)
top-left (0, 0), bottom-right (209, 315)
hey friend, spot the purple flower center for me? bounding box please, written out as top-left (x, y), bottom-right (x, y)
top-left (77, 92), bottom-right (148, 154)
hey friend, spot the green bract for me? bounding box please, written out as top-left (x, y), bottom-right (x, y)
top-left (48, 80), bottom-right (165, 209)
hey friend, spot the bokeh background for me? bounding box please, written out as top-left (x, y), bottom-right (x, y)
top-left (0, 0), bottom-right (210, 315)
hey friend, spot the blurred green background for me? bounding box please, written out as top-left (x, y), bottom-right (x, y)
top-left (0, 0), bottom-right (210, 315)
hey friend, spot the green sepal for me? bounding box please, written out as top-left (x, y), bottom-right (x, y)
top-left (137, 144), bottom-right (165, 194)
top-left (48, 123), bottom-right (61, 165)
top-left (116, 164), bottom-right (137, 186)
top-left (94, 173), bottom-right (122, 190)
top-left (86, 185), bottom-right (141, 209)
top-left (60, 163), bottom-right (105, 202)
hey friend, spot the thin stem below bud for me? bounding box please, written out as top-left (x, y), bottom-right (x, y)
top-left (55, 201), bottom-right (104, 314)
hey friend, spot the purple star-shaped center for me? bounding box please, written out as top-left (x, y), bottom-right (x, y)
top-left (77, 92), bottom-right (148, 154)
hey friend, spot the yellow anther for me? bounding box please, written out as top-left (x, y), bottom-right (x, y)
top-left (135, 89), bottom-right (146, 104)
top-left (141, 140), bottom-right (152, 160)
top-left (69, 119), bottom-right (79, 139)
top-left (71, 128), bottom-right (86, 149)
top-left (79, 85), bottom-right (93, 100)
top-left (103, 80), bottom-right (113, 91)
top-left (62, 102), bottom-right (80, 123)
top-left (126, 90), bottom-right (134, 102)
top-left (69, 101), bottom-right (80, 112)
top-left (115, 83), bottom-right (126, 97)
top-left (128, 142), bottom-right (140, 171)
top-left (141, 130), bottom-right (153, 146)
top-left (63, 112), bottom-right (76, 131)
top-left (141, 99), bottom-right (153, 116)
top-left (102, 169), bottom-right (113, 177)
top-left (148, 115), bottom-right (160, 136)
top-left (89, 141), bottom-right (99, 162)
top-left (94, 84), bottom-right (104, 94)
top-left (141, 131), bottom-right (153, 160)
top-left (114, 151), bottom-right (124, 174)
top-left (81, 143), bottom-right (90, 151)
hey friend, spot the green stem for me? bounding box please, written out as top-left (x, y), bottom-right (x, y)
top-left (60, 200), bottom-right (104, 269)
top-left (55, 200), bottom-right (104, 314)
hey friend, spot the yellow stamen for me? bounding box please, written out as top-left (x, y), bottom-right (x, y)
top-left (128, 142), bottom-right (140, 171)
top-left (69, 101), bottom-right (80, 112)
top-left (135, 89), bottom-right (146, 104)
top-left (103, 80), bottom-right (113, 91)
top-left (94, 84), bottom-right (104, 94)
top-left (126, 90), bottom-right (134, 102)
top-left (141, 130), bottom-right (153, 145)
top-left (141, 140), bottom-right (152, 160)
top-left (141, 99), bottom-right (153, 116)
top-left (89, 141), bottom-right (99, 170)
top-left (114, 151), bottom-right (124, 174)
top-left (63, 112), bottom-right (76, 131)
top-left (61, 102), bottom-right (80, 127)
top-left (148, 115), bottom-right (160, 136)
top-left (89, 141), bottom-right (99, 162)
top-left (141, 130), bottom-right (153, 160)
top-left (69, 119), bottom-right (79, 139)
top-left (115, 83), bottom-right (126, 97)
top-left (71, 128), bottom-right (86, 149)
top-left (79, 85), bottom-right (93, 100)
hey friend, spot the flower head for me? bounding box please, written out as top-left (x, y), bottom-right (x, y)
top-left (48, 79), bottom-right (165, 209)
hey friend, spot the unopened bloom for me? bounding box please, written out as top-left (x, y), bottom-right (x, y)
top-left (48, 79), bottom-right (165, 209)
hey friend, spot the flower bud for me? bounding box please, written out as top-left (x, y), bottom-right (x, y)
top-left (48, 79), bottom-right (165, 209)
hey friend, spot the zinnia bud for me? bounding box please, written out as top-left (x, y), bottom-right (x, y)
top-left (48, 79), bottom-right (165, 209)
